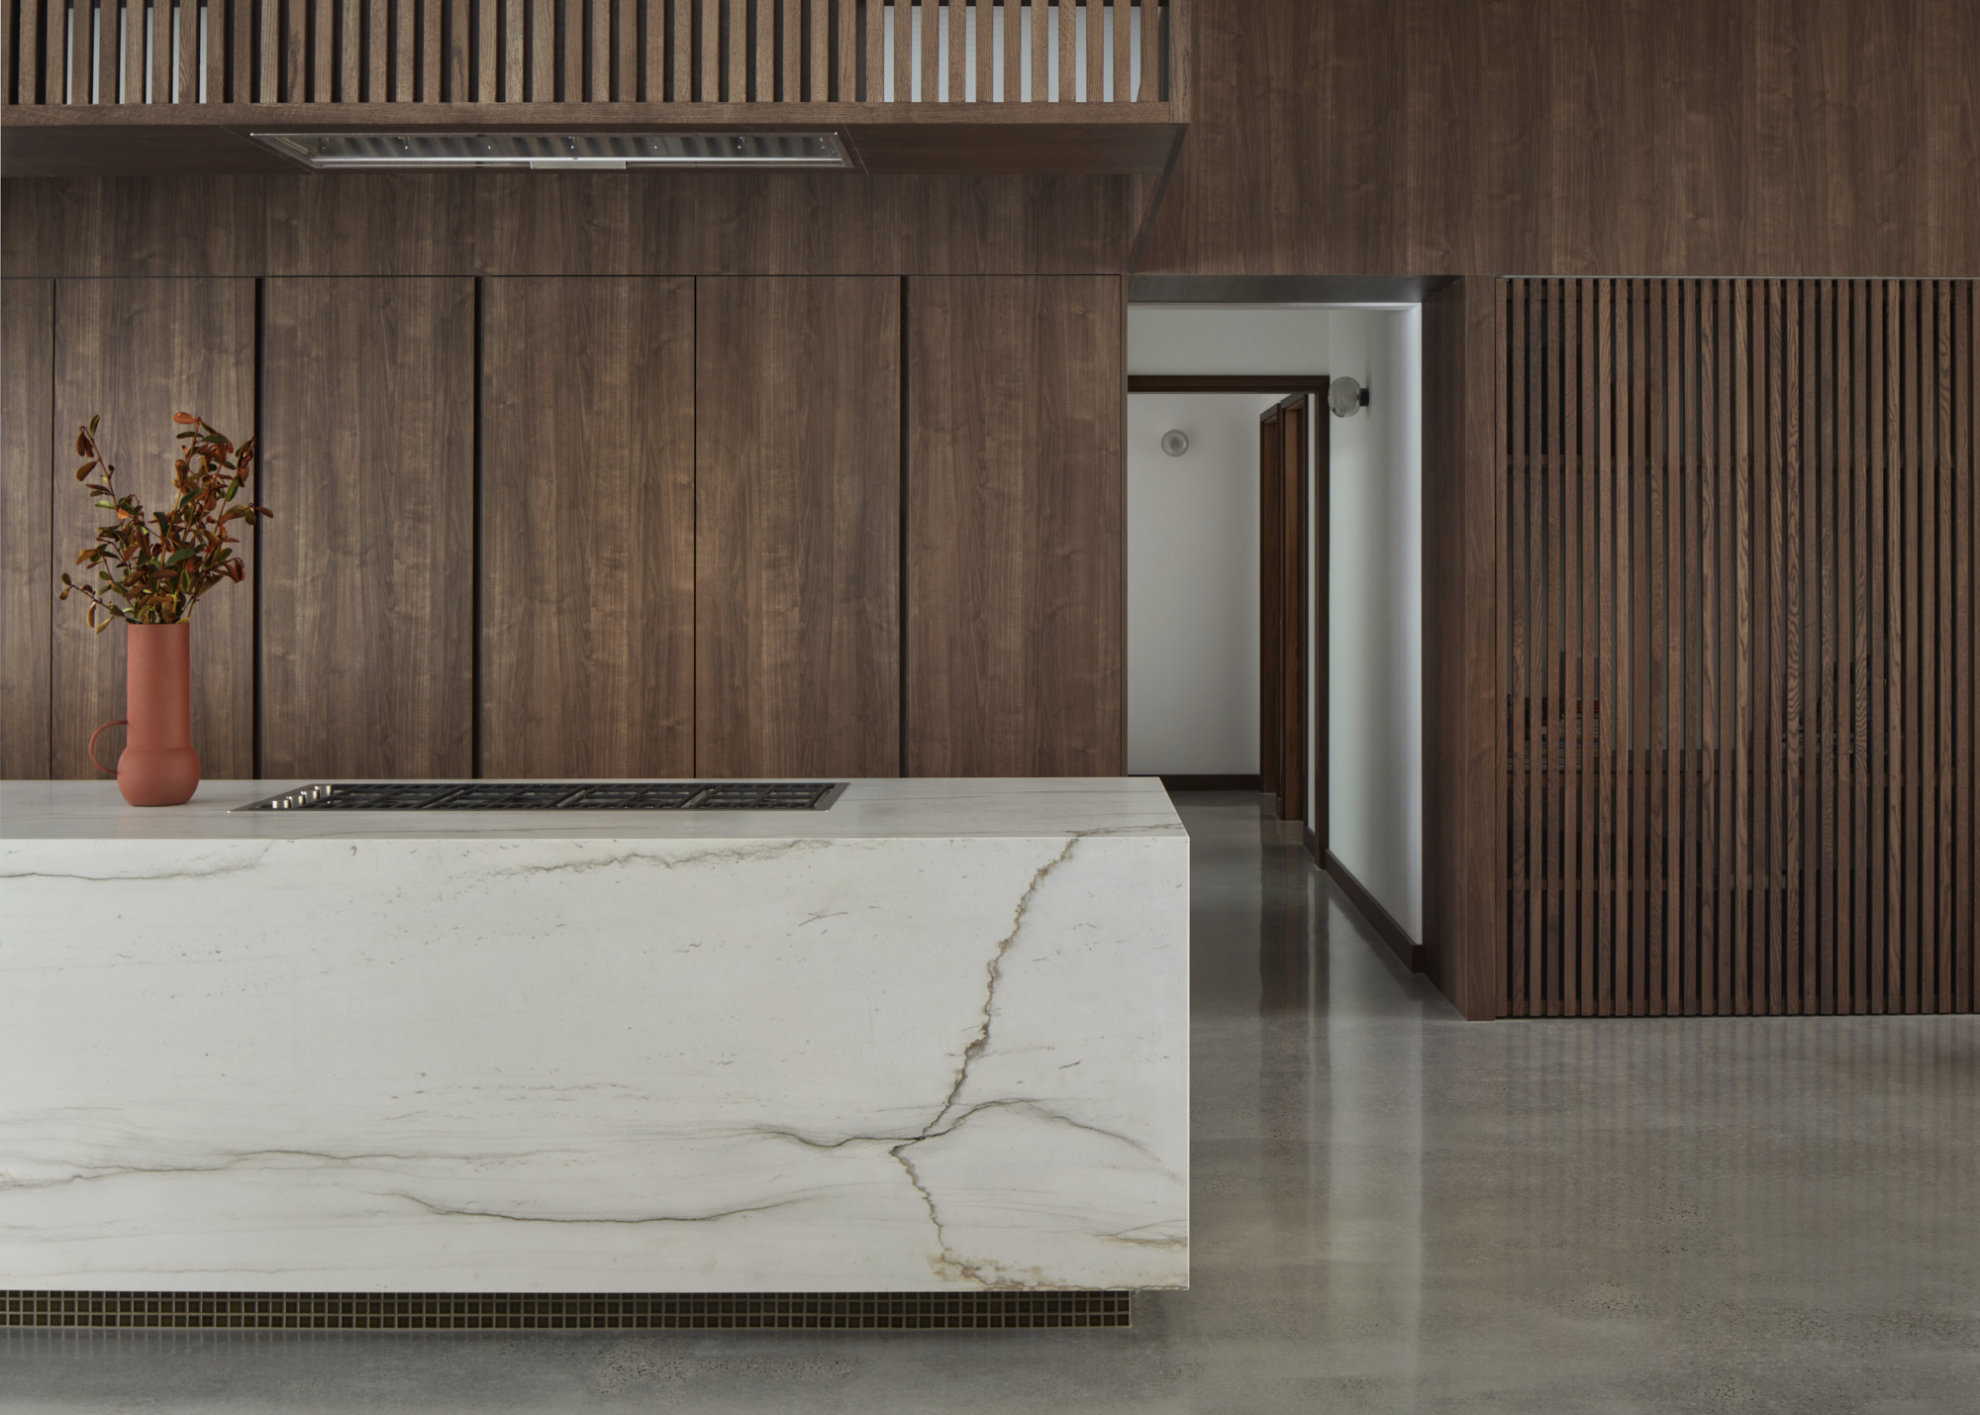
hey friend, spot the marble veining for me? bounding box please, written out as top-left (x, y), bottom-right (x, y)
top-left (0, 780), bottom-right (1189, 1292)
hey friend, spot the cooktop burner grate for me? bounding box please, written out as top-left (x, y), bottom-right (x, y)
top-left (237, 782), bottom-right (846, 812)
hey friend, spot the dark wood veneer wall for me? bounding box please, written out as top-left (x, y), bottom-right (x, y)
top-left (0, 174), bottom-right (1141, 278)
top-left (5, 0), bottom-right (1972, 1019)
top-left (1499, 278), bottom-right (1976, 1018)
top-left (0, 273), bottom-right (1126, 782)
top-left (0, 279), bottom-right (54, 780)
top-left (1138, 0), bottom-right (1980, 278)
top-left (696, 277), bottom-right (903, 779)
top-left (480, 276), bottom-right (697, 778)
top-left (6, 1), bottom-right (1972, 282)
top-left (907, 275), bottom-right (1125, 776)
top-left (261, 277), bottom-right (477, 779)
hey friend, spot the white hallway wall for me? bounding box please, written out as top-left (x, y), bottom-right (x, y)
top-left (1126, 304), bottom-right (1424, 945)
top-left (1125, 393), bottom-right (1276, 775)
top-left (1127, 307), bottom-right (1334, 781)
top-left (1327, 308), bottom-right (1424, 945)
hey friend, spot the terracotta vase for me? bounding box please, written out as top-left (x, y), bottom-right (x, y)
top-left (89, 621), bottom-right (200, 807)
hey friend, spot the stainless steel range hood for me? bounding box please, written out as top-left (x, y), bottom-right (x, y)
top-left (250, 131), bottom-right (850, 170)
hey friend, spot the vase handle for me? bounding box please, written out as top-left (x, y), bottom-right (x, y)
top-left (88, 720), bottom-right (127, 777)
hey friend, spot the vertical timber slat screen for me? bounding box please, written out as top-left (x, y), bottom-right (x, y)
top-left (3, 0), bottom-right (1181, 105)
top-left (1503, 278), bottom-right (1976, 1017)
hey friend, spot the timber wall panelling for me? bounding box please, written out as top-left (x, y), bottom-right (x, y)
top-left (0, 174), bottom-right (1140, 279)
top-left (5, 272), bottom-right (1126, 782)
top-left (480, 276), bottom-right (696, 778)
top-left (1137, 0), bottom-right (1980, 277)
top-left (906, 274), bottom-right (1125, 776)
top-left (49, 278), bottom-right (257, 780)
top-left (1422, 276), bottom-right (1507, 1021)
top-left (260, 276), bottom-right (476, 779)
top-left (1, 280), bottom-right (53, 778)
top-left (1503, 277), bottom-right (1976, 1018)
top-left (694, 276), bottom-right (902, 778)
top-left (5, 1), bottom-right (1975, 281)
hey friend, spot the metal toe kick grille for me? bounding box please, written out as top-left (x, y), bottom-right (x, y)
top-left (239, 782), bottom-right (847, 812)
top-left (2, 1290), bottom-right (1132, 1330)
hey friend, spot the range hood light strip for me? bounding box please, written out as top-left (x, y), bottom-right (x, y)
top-left (250, 131), bottom-right (849, 170)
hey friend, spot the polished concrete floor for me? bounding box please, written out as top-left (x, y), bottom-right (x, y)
top-left (4, 792), bottom-right (1976, 1413)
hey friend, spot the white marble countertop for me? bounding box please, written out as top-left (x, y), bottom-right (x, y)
top-left (0, 777), bottom-right (1186, 842)
top-left (3, 773), bottom-right (1190, 1292)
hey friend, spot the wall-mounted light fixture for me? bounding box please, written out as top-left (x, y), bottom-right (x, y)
top-left (1328, 377), bottom-right (1371, 418)
top-left (1159, 430), bottom-right (1190, 457)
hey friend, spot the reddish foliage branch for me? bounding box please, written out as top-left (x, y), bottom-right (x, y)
top-left (59, 413), bottom-right (271, 631)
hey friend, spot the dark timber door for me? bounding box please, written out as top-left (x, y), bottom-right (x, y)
top-left (52, 279), bottom-right (257, 781)
top-left (1260, 395), bottom-right (1310, 823)
top-left (695, 277), bottom-right (902, 779)
top-left (906, 276), bottom-right (1126, 777)
top-left (480, 277), bottom-right (696, 779)
top-left (1259, 404), bottom-right (1284, 801)
top-left (261, 277), bottom-right (475, 780)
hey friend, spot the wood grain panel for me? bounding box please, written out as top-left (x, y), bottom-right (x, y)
top-left (867, 0), bottom-right (885, 101)
top-left (1083, 0), bottom-right (1100, 102)
top-left (1502, 277), bottom-right (1976, 1017)
top-left (671, 0), bottom-right (690, 98)
top-left (48, 277), bottom-right (256, 781)
top-left (479, 277), bottom-right (695, 777)
top-left (259, 277), bottom-right (474, 778)
top-left (1137, 0), bottom-right (1980, 278)
top-left (150, 0), bottom-right (171, 103)
top-left (694, 276), bottom-right (902, 778)
top-left (906, 274), bottom-right (1124, 776)
top-left (1, 173), bottom-right (1139, 278)
top-left (974, 0), bottom-right (991, 104)
top-left (1003, 0), bottom-right (1023, 101)
top-left (1257, 400), bottom-right (1281, 796)
top-left (1028, 0), bottom-right (1045, 102)
top-left (1, 280), bottom-right (54, 779)
top-left (1421, 275), bottom-right (1505, 1020)
top-left (1055, 0), bottom-right (1071, 101)
top-left (1275, 394), bottom-right (1306, 821)
top-left (1139, 0), bottom-right (1157, 102)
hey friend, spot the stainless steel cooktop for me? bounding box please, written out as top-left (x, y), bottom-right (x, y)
top-left (237, 782), bottom-right (847, 812)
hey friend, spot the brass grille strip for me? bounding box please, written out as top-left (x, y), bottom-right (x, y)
top-left (2, 1290), bottom-right (1133, 1330)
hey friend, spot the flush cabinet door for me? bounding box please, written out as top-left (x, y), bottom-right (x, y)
top-left (906, 276), bottom-right (1126, 776)
top-left (694, 277), bottom-right (903, 778)
top-left (260, 278), bottom-right (475, 780)
top-left (479, 278), bottom-right (697, 779)
top-left (1, 280), bottom-right (53, 779)
top-left (50, 279), bottom-right (258, 781)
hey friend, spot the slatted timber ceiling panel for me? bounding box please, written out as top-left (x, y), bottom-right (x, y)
top-left (2, 0), bottom-right (1178, 105)
top-left (1503, 278), bottom-right (1976, 1018)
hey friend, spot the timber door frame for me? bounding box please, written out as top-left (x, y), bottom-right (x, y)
top-left (1261, 393), bottom-right (1312, 827)
top-left (1126, 375), bottom-right (1328, 842)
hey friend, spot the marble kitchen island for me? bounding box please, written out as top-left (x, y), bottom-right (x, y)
top-left (0, 779), bottom-right (1188, 1294)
